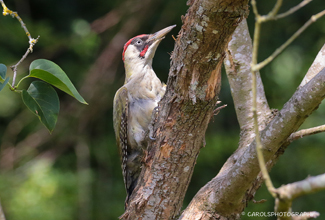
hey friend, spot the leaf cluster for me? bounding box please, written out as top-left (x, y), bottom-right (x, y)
top-left (0, 59), bottom-right (87, 132)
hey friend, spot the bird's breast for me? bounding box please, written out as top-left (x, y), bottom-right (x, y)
top-left (125, 68), bottom-right (165, 149)
top-left (127, 97), bottom-right (158, 149)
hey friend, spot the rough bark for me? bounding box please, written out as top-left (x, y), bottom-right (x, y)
top-left (121, 0), bottom-right (249, 219)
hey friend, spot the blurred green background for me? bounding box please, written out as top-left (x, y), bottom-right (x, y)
top-left (0, 0), bottom-right (325, 219)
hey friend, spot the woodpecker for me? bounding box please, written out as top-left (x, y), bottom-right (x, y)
top-left (113, 25), bottom-right (176, 207)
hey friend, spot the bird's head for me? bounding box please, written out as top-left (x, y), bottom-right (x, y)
top-left (122, 25), bottom-right (176, 70)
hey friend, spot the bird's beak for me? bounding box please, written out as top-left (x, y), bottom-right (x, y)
top-left (143, 25), bottom-right (176, 62)
top-left (147, 25), bottom-right (176, 43)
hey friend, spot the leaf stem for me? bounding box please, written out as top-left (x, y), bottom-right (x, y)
top-left (15, 75), bottom-right (29, 89)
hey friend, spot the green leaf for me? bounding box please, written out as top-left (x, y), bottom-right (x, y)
top-left (0, 77), bottom-right (10, 92)
top-left (0, 64), bottom-right (7, 80)
top-left (22, 81), bottom-right (60, 133)
top-left (29, 59), bottom-right (88, 104)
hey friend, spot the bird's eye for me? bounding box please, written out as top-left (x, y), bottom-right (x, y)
top-left (136, 40), bottom-right (142, 45)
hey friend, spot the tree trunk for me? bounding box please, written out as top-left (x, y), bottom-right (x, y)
top-left (121, 0), bottom-right (249, 219)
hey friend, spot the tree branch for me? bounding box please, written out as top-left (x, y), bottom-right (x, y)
top-left (288, 125), bottom-right (325, 142)
top-left (299, 44), bottom-right (325, 88)
top-left (222, 19), bottom-right (272, 181)
top-left (275, 173), bottom-right (325, 220)
top-left (224, 19), bottom-right (271, 148)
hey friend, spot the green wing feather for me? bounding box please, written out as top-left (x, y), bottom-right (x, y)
top-left (113, 86), bottom-right (129, 189)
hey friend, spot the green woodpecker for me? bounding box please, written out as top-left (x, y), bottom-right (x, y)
top-left (113, 25), bottom-right (176, 207)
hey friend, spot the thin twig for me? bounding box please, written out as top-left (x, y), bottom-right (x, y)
top-left (267, 0), bottom-right (283, 18)
top-left (260, 0), bottom-right (312, 22)
top-left (10, 48), bottom-right (30, 87)
top-left (252, 9), bottom-right (325, 72)
top-left (288, 125), bottom-right (325, 142)
top-left (251, 0), bottom-right (259, 19)
top-left (1, 0), bottom-right (40, 88)
top-left (275, 0), bottom-right (313, 20)
top-left (250, 0), bottom-right (277, 197)
top-left (251, 1), bottom-right (260, 63)
top-left (213, 104), bottom-right (227, 116)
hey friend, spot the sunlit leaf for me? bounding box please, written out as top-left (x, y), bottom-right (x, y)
top-left (22, 81), bottom-right (60, 132)
top-left (29, 59), bottom-right (88, 104)
top-left (0, 63), bottom-right (7, 80)
top-left (0, 77), bottom-right (10, 92)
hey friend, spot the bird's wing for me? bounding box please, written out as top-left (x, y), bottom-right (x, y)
top-left (113, 86), bottom-right (129, 189)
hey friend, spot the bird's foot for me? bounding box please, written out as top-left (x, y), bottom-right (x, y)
top-left (148, 106), bottom-right (159, 140)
